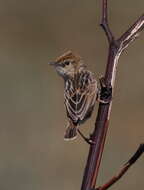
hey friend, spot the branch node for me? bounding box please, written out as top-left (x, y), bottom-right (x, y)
top-left (100, 0), bottom-right (114, 44)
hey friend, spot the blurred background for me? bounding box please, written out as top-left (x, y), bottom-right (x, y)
top-left (0, 0), bottom-right (144, 190)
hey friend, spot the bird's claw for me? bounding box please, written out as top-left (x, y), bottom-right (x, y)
top-left (78, 129), bottom-right (95, 145)
top-left (98, 76), bottom-right (112, 104)
top-left (85, 138), bottom-right (96, 145)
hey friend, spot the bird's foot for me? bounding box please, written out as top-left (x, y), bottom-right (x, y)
top-left (78, 129), bottom-right (95, 145)
top-left (97, 76), bottom-right (112, 104)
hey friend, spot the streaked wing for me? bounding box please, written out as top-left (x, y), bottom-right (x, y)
top-left (64, 71), bottom-right (97, 125)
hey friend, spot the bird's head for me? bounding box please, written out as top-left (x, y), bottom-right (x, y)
top-left (48, 51), bottom-right (85, 78)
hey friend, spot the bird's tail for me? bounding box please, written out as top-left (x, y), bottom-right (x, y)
top-left (64, 121), bottom-right (77, 140)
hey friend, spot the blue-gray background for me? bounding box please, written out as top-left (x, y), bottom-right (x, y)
top-left (0, 0), bottom-right (144, 190)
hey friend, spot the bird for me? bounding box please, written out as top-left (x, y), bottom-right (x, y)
top-left (48, 51), bottom-right (98, 141)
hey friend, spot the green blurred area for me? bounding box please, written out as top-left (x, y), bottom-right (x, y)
top-left (0, 0), bottom-right (144, 190)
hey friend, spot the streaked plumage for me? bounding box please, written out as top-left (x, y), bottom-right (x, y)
top-left (49, 51), bottom-right (98, 140)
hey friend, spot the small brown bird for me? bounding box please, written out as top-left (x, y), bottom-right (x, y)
top-left (49, 51), bottom-right (98, 141)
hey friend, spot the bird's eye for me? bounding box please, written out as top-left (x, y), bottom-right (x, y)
top-left (64, 61), bottom-right (70, 66)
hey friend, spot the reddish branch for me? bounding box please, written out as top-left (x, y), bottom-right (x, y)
top-left (97, 144), bottom-right (144, 190)
top-left (81, 1), bottom-right (144, 190)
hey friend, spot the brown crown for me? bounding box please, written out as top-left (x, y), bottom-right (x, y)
top-left (55, 50), bottom-right (81, 63)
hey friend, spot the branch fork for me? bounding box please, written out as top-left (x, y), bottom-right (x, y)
top-left (81, 1), bottom-right (144, 190)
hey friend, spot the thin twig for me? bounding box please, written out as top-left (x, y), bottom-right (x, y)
top-left (96, 144), bottom-right (144, 190)
top-left (80, 1), bottom-right (144, 190)
top-left (100, 0), bottom-right (114, 43)
top-left (118, 14), bottom-right (144, 51)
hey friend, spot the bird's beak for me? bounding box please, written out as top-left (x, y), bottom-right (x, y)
top-left (48, 62), bottom-right (56, 66)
